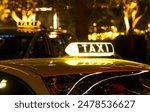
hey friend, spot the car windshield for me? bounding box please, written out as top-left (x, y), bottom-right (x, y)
top-left (44, 71), bottom-right (150, 95)
top-left (0, 34), bottom-right (32, 60)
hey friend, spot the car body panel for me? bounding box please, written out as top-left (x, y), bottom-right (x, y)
top-left (0, 64), bottom-right (50, 95)
top-left (0, 58), bottom-right (149, 77)
top-left (0, 58), bottom-right (150, 95)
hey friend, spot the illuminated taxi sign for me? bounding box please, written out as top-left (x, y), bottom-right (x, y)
top-left (65, 42), bottom-right (114, 57)
top-left (17, 20), bottom-right (41, 28)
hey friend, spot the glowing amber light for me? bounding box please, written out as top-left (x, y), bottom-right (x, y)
top-left (88, 32), bottom-right (120, 41)
top-left (0, 79), bottom-right (7, 89)
top-left (17, 20), bottom-right (41, 28)
top-left (65, 59), bottom-right (113, 66)
top-left (53, 13), bottom-right (58, 29)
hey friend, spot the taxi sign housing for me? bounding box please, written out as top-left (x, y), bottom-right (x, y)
top-left (65, 42), bottom-right (114, 57)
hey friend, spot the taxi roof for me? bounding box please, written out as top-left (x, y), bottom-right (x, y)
top-left (0, 58), bottom-right (149, 77)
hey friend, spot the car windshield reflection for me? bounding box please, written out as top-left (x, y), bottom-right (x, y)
top-left (44, 71), bottom-right (150, 95)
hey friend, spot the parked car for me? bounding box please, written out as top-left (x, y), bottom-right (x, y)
top-left (0, 25), bottom-right (77, 60)
top-left (0, 42), bottom-right (150, 95)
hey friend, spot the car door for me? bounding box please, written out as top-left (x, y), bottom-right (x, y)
top-left (0, 71), bottom-right (35, 95)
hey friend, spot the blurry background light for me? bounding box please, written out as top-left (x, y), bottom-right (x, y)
top-left (0, 79), bottom-right (7, 89)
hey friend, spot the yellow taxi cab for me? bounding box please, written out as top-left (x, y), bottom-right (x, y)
top-left (0, 42), bottom-right (150, 95)
top-left (0, 20), bottom-right (77, 60)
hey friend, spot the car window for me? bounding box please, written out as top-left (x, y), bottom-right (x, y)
top-left (48, 33), bottom-right (76, 57)
top-left (49, 38), bottom-right (67, 57)
top-left (0, 35), bottom-right (32, 60)
top-left (44, 71), bottom-right (150, 95)
top-left (84, 72), bottom-right (150, 95)
top-left (0, 71), bottom-right (35, 95)
top-left (28, 36), bottom-right (50, 58)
